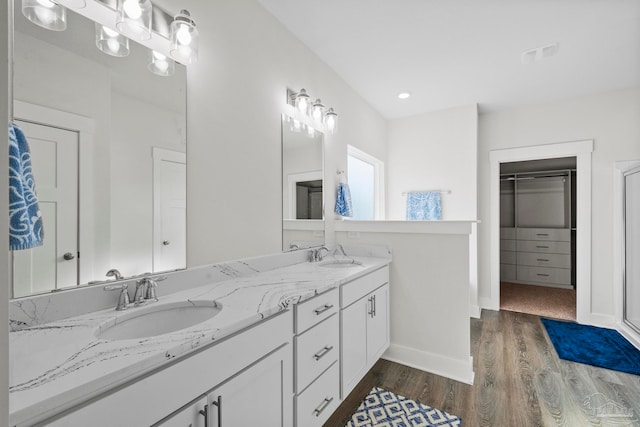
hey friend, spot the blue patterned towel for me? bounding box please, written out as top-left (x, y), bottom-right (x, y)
top-left (9, 123), bottom-right (44, 250)
top-left (335, 182), bottom-right (353, 217)
top-left (406, 191), bottom-right (442, 220)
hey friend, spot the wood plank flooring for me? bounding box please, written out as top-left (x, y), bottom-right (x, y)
top-left (324, 310), bottom-right (640, 427)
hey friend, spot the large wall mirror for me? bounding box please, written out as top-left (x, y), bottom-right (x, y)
top-left (11, 4), bottom-right (187, 298)
top-left (281, 115), bottom-right (325, 251)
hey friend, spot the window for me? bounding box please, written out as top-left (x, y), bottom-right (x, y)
top-left (347, 145), bottom-right (384, 220)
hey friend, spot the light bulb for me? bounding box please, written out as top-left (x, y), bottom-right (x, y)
top-left (176, 24), bottom-right (192, 45)
top-left (103, 26), bottom-right (119, 37)
top-left (307, 126), bottom-right (315, 137)
top-left (122, 0), bottom-right (142, 19)
top-left (153, 51), bottom-right (167, 60)
top-left (107, 38), bottom-right (120, 53)
top-left (36, 0), bottom-right (55, 8)
top-left (35, 7), bottom-right (55, 24)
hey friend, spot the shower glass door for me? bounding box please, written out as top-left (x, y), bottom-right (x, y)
top-left (625, 167), bottom-right (640, 333)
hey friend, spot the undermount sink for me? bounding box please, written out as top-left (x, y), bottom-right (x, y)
top-left (97, 301), bottom-right (222, 341)
top-left (318, 258), bottom-right (364, 268)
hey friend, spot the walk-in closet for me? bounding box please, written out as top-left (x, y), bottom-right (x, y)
top-left (499, 157), bottom-right (577, 320)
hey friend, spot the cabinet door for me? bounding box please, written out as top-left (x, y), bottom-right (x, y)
top-left (208, 344), bottom-right (292, 427)
top-left (366, 284), bottom-right (389, 364)
top-left (340, 298), bottom-right (368, 399)
top-left (154, 396), bottom-right (207, 427)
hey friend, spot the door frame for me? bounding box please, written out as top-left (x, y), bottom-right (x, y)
top-left (614, 160), bottom-right (640, 348)
top-left (489, 140), bottom-right (593, 324)
top-left (13, 100), bottom-right (96, 291)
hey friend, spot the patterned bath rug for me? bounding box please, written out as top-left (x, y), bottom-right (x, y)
top-left (345, 386), bottom-right (462, 427)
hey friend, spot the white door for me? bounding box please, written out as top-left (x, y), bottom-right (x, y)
top-left (625, 168), bottom-right (640, 331)
top-left (340, 298), bottom-right (368, 399)
top-left (153, 148), bottom-right (186, 272)
top-left (367, 284), bottom-right (390, 363)
top-left (12, 120), bottom-right (78, 297)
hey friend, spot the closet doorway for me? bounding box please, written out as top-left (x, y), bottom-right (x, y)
top-left (499, 157), bottom-right (576, 320)
top-left (488, 140), bottom-right (593, 324)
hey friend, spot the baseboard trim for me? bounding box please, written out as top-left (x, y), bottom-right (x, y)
top-left (479, 296), bottom-right (498, 311)
top-left (470, 304), bottom-right (481, 319)
top-left (382, 343), bottom-right (475, 385)
top-left (618, 323), bottom-right (640, 351)
top-left (582, 313), bottom-right (615, 328)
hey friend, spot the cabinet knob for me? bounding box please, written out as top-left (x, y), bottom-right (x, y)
top-left (63, 252), bottom-right (75, 261)
top-left (162, 240), bottom-right (171, 246)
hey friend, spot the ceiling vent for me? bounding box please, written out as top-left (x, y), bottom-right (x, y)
top-left (521, 43), bottom-right (559, 64)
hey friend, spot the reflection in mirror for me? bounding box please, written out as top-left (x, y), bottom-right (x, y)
top-left (281, 115), bottom-right (325, 251)
top-left (11, 6), bottom-right (187, 298)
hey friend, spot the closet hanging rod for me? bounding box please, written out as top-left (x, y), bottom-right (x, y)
top-left (500, 173), bottom-right (569, 181)
top-left (401, 190), bottom-right (452, 196)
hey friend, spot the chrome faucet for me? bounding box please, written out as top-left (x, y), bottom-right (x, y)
top-left (313, 246), bottom-right (330, 262)
top-left (134, 276), bottom-right (165, 305)
top-left (104, 283), bottom-right (130, 311)
top-left (106, 268), bottom-right (124, 280)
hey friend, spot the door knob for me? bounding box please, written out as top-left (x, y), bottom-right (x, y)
top-left (162, 240), bottom-right (171, 246)
top-left (63, 252), bottom-right (75, 261)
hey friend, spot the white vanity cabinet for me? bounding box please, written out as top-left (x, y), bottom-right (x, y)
top-left (293, 288), bottom-right (340, 427)
top-left (340, 266), bottom-right (390, 399)
top-left (206, 344), bottom-right (292, 427)
top-left (39, 311), bottom-right (293, 427)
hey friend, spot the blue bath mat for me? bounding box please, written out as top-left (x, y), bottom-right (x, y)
top-left (346, 386), bottom-right (462, 426)
top-left (541, 318), bottom-right (640, 376)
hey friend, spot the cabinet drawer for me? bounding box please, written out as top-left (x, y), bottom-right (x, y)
top-left (500, 250), bottom-right (516, 265)
top-left (517, 252), bottom-right (570, 269)
top-left (517, 265), bottom-right (571, 285)
top-left (295, 288), bottom-right (338, 334)
top-left (341, 266), bottom-right (389, 308)
top-left (500, 227), bottom-right (516, 240)
top-left (295, 314), bottom-right (339, 393)
top-left (296, 362), bottom-right (340, 427)
top-left (517, 240), bottom-right (570, 254)
top-left (500, 264), bottom-right (516, 281)
top-left (500, 239), bottom-right (516, 252)
top-left (517, 228), bottom-right (570, 242)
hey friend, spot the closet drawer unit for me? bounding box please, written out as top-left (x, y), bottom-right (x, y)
top-left (295, 288), bottom-right (339, 334)
top-left (500, 264), bottom-right (516, 281)
top-left (295, 314), bottom-right (339, 393)
top-left (296, 362), bottom-right (340, 427)
top-left (500, 250), bottom-right (516, 265)
top-left (517, 265), bottom-right (571, 286)
top-left (517, 252), bottom-right (571, 269)
top-left (500, 239), bottom-right (516, 252)
top-left (517, 240), bottom-right (570, 254)
top-left (517, 228), bottom-right (570, 242)
top-left (500, 227), bottom-right (516, 240)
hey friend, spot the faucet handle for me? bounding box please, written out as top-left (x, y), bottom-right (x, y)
top-left (104, 284), bottom-right (130, 311)
top-left (145, 279), bottom-right (159, 302)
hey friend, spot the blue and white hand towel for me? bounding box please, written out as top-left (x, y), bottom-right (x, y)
top-left (406, 191), bottom-right (442, 220)
top-left (335, 182), bottom-right (353, 217)
top-left (9, 123), bottom-right (44, 250)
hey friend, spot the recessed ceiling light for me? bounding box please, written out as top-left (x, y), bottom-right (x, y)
top-left (397, 92), bottom-right (411, 100)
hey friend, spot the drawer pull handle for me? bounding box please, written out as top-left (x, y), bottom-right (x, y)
top-left (199, 404), bottom-right (209, 427)
top-left (536, 259), bottom-right (550, 262)
top-left (313, 345), bottom-right (334, 361)
top-left (313, 397), bottom-right (334, 417)
top-left (536, 233), bottom-right (549, 236)
top-left (536, 273), bottom-right (550, 277)
top-left (536, 245), bottom-right (549, 249)
top-left (211, 396), bottom-right (222, 426)
top-left (314, 304), bottom-right (334, 315)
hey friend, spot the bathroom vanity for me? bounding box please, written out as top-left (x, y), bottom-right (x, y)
top-left (9, 248), bottom-right (390, 427)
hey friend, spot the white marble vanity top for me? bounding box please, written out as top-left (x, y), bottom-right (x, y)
top-left (9, 253), bottom-right (390, 426)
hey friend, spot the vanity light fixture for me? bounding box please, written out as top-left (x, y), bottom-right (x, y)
top-left (21, 0), bottom-right (67, 31)
top-left (116, 0), bottom-right (153, 41)
top-left (311, 99), bottom-right (325, 123)
top-left (148, 50), bottom-right (175, 76)
top-left (170, 9), bottom-right (199, 65)
top-left (325, 107), bottom-right (338, 134)
top-left (55, 0), bottom-right (86, 8)
top-left (95, 23), bottom-right (130, 57)
top-left (294, 88), bottom-right (311, 115)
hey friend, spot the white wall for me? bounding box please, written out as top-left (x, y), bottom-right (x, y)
top-left (478, 87), bottom-right (640, 319)
top-left (387, 105), bottom-right (478, 220)
top-left (1, 1), bottom-right (9, 422)
top-left (180, 0), bottom-right (388, 265)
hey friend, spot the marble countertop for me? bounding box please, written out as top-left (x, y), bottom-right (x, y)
top-left (9, 254), bottom-right (389, 426)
